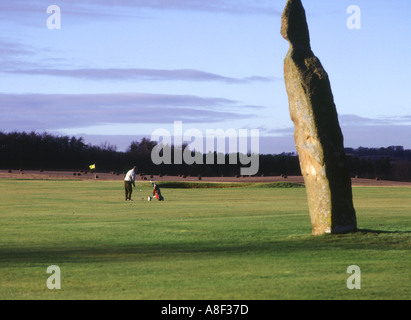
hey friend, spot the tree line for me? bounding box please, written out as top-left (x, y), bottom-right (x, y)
top-left (1, 131), bottom-right (411, 181)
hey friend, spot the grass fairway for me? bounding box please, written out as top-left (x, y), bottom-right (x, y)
top-left (0, 179), bottom-right (409, 300)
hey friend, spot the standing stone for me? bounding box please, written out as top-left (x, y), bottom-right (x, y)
top-left (281, 0), bottom-right (357, 235)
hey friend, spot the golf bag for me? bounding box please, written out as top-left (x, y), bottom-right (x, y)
top-left (151, 181), bottom-right (164, 201)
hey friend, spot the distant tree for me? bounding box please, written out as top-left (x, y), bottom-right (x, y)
top-left (127, 138), bottom-right (158, 173)
top-left (2, 132), bottom-right (411, 181)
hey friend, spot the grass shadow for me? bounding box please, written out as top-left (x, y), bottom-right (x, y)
top-left (356, 228), bottom-right (411, 235)
top-left (1, 229), bottom-right (410, 265)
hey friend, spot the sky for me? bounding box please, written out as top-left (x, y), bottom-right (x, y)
top-left (1, 0), bottom-right (411, 154)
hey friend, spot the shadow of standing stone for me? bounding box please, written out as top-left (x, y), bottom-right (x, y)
top-left (281, 0), bottom-right (357, 235)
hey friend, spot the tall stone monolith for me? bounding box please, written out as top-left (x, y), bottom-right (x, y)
top-left (281, 0), bottom-right (357, 235)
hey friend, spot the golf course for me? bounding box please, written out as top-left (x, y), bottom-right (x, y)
top-left (0, 178), bottom-right (410, 300)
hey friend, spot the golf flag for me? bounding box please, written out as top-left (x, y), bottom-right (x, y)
top-left (89, 164), bottom-right (95, 170)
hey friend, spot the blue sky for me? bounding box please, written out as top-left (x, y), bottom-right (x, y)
top-left (1, 0), bottom-right (411, 153)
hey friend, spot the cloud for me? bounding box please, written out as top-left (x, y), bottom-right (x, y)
top-left (0, 92), bottom-right (257, 132)
top-left (263, 126), bottom-right (294, 136)
top-left (0, 39), bottom-right (33, 58)
top-left (77, 133), bottom-right (297, 154)
top-left (339, 114), bottom-right (411, 126)
top-left (0, 0), bottom-right (281, 22)
top-left (338, 114), bottom-right (387, 126)
top-left (338, 114), bottom-right (411, 149)
top-left (0, 38), bottom-right (47, 71)
top-left (342, 124), bottom-right (411, 149)
top-left (263, 114), bottom-right (411, 151)
top-left (90, 0), bottom-right (282, 15)
top-left (66, 115), bottom-right (411, 154)
top-left (6, 68), bottom-right (275, 83)
top-left (0, 39), bottom-right (37, 69)
top-left (78, 121), bottom-right (411, 154)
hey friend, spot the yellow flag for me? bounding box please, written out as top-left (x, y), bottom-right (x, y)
top-left (89, 164), bottom-right (95, 170)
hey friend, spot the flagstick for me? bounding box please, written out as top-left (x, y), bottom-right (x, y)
top-left (89, 164), bottom-right (96, 180)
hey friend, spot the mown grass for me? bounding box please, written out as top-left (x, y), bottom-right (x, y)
top-left (0, 180), bottom-right (409, 300)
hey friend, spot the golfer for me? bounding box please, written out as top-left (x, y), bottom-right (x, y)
top-left (124, 166), bottom-right (137, 201)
